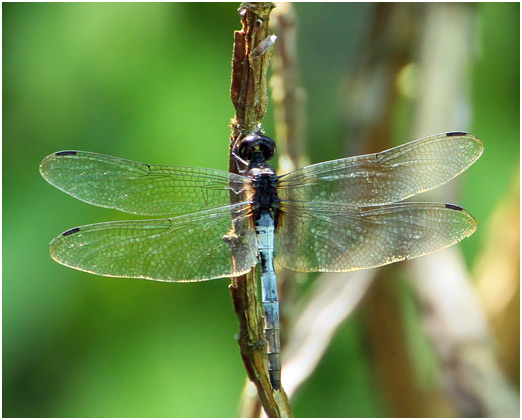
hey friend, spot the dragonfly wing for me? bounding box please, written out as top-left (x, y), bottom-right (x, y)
top-left (275, 201), bottom-right (476, 272)
top-left (50, 203), bottom-right (258, 282)
top-left (40, 151), bottom-right (251, 216)
top-left (277, 132), bottom-right (483, 206)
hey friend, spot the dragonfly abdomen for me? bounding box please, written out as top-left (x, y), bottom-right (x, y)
top-left (256, 210), bottom-right (281, 390)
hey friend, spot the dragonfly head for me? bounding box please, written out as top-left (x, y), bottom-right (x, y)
top-left (236, 134), bottom-right (276, 163)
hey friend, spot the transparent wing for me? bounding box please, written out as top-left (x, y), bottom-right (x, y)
top-left (275, 201), bottom-right (477, 272)
top-left (40, 151), bottom-right (251, 216)
top-left (50, 203), bottom-right (258, 282)
top-left (277, 132), bottom-right (483, 206)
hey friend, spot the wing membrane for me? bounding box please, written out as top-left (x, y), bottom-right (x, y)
top-left (277, 132), bottom-right (483, 206)
top-left (40, 151), bottom-right (251, 216)
top-left (50, 203), bottom-right (258, 282)
top-left (275, 201), bottom-right (477, 272)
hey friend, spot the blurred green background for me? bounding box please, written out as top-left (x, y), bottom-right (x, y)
top-left (3, 3), bottom-right (519, 417)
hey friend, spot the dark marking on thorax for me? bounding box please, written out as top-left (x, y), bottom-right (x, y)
top-left (246, 162), bottom-right (280, 225)
top-left (251, 172), bottom-right (280, 212)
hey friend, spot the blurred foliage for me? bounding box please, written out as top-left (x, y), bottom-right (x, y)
top-left (3, 3), bottom-right (519, 417)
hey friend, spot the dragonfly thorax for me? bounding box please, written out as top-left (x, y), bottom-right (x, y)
top-left (238, 134), bottom-right (280, 219)
top-left (250, 171), bottom-right (280, 217)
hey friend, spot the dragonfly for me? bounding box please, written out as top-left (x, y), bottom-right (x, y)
top-left (40, 131), bottom-right (483, 390)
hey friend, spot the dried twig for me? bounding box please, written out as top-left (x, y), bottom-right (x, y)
top-left (238, 5), bottom-right (310, 415)
top-left (269, 3), bottom-right (308, 174)
top-left (408, 3), bottom-right (518, 417)
top-left (329, 3), bottom-right (517, 416)
top-left (228, 2), bottom-right (292, 417)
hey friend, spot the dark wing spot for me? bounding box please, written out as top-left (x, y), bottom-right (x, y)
top-left (55, 151), bottom-right (78, 156)
top-left (446, 131), bottom-right (468, 137)
top-left (62, 227), bottom-right (81, 236)
top-left (446, 203), bottom-right (464, 211)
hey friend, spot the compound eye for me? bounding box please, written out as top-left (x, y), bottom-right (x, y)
top-left (237, 134), bottom-right (276, 161)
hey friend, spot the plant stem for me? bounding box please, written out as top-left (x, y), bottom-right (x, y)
top-left (228, 2), bottom-right (293, 418)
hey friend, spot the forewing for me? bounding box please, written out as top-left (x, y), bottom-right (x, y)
top-left (277, 132), bottom-right (483, 206)
top-left (50, 203), bottom-right (258, 282)
top-left (40, 151), bottom-right (251, 216)
top-left (275, 201), bottom-right (477, 272)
